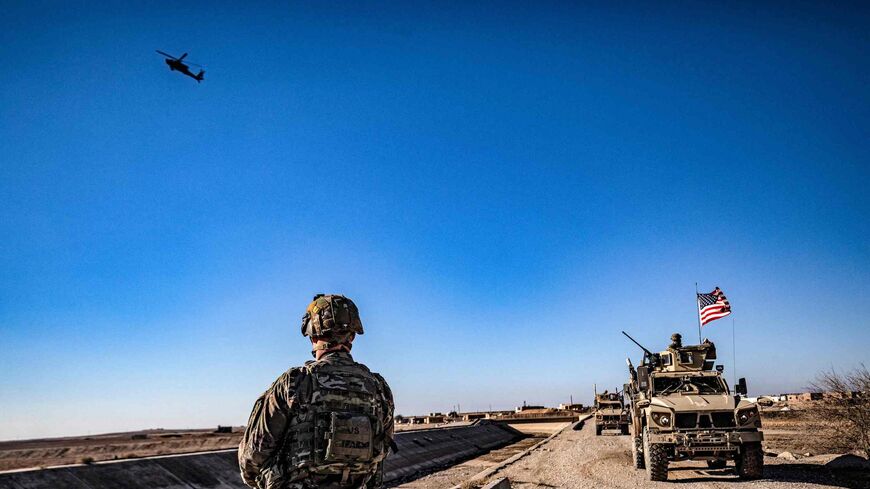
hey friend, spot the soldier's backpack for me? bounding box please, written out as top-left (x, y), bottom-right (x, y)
top-left (280, 359), bottom-right (390, 482)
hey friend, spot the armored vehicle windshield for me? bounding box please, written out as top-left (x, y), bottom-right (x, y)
top-left (652, 375), bottom-right (726, 395)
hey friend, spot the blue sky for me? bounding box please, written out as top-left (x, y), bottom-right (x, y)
top-left (1, 1), bottom-right (868, 440)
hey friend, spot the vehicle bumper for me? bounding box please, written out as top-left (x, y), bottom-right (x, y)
top-left (648, 430), bottom-right (763, 451)
top-left (595, 414), bottom-right (628, 428)
top-left (596, 421), bottom-right (628, 428)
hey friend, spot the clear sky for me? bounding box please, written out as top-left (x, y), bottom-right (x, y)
top-left (1, 1), bottom-right (868, 440)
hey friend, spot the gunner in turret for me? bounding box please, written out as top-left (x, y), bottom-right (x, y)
top-left (669, 333), bottom-right (682, 349)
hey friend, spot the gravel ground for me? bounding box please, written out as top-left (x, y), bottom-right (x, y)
top-left (488, 422), bottom-right (869, 489)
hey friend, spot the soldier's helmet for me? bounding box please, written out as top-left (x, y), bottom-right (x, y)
top-left (670, 333), bottom-right (682, 348)
top-left (301, 294), bottom-right (364, 349)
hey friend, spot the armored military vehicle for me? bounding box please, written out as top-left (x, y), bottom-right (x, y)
top-left (594, 390), bottom-right (629, 436)
top-left (623, 332), bottom-right (764, 481)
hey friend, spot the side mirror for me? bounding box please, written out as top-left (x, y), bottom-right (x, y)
top-left (736, 377), bottom-right (748, 396)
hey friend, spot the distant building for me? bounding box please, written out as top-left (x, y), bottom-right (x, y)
top-left (424, 414), bottom-right (444, 424)
top-left (558, 403), bottom-right (585, 412)
top-left (515, 405), bottom-right (546, 413)
top-left (790, 392), bottom-right (823, 401)
top-left (778, 392), bottom-right (825, 403)
top-left (462, 412), bottom-right (488, 422)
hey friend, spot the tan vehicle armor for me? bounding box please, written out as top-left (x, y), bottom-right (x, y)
top-left (594, 391), bottom-right (630, 436)
top-left (623, 332), bottom-right (764, 481)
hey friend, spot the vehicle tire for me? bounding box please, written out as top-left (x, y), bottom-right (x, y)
top-left (643, 428), bottom-right (668, 481)
top-left (707, 459), bottom-right (727, 469)
top-left (737, 443), bottom-right (763, 480)
top-left (595, 425), bottom-right (602, 436)
top-left (633, 436), bottom-right (645, 469)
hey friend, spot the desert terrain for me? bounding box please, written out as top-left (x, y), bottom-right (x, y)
top-left (412, 418), bottom-right (869, 489)
top-left (2, 413), bottom-right (867, 489)
top-left (486, 419), bottom-right (869, 489)
top-left (0, 420), bottom-right (572, 472)
top-left (0, 428), bottom-right (243, 471)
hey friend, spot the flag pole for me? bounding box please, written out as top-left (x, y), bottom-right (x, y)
top-left (695, 283), bottom-right (702, 343)
top-left (732, 316), bottom-right (736, 386)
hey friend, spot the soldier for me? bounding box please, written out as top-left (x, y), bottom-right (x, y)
top-left (239, 294), bottom-right (395, 489)
top-left (669, 333), bottom-right (682, 349)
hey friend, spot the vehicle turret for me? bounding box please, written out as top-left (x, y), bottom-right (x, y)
top-left (655, 338), bottom-right (717, 373)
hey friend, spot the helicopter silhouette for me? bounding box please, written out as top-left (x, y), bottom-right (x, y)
top-left (156, 50), bottom-right (205, 83)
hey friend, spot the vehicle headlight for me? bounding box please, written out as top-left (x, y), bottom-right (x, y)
top-left (737, 407), bottom-right (758, 424)
top-left (651, 412), bottom-right (671, 427)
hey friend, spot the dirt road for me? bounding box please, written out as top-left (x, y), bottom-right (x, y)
top-left (488, 421), bottom-right (869, 489)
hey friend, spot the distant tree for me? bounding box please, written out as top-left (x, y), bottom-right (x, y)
top-left (807, 364), bottom-right (870, 458)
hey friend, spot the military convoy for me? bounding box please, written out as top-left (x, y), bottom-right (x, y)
top-left (622, 332), bottom-right (764, 481)
top-left (593, 390), bottom-right (629, 436)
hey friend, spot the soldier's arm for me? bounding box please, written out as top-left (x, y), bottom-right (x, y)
top-left (384, 384), bottom-right (395, 443)
top-left (367, 373), bottom-right (394, 489)
top-left (374, 373), bottom-right (395, 445)
top-left (238, 368), bottom-right (303, 487)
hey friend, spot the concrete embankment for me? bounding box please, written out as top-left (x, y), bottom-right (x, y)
top-left (0, 422), bottom-right (522, 489)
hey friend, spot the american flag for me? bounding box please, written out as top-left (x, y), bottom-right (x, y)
top-left (697, 287), bottom-right (731, 326)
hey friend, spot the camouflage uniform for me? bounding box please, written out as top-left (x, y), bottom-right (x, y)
top-left (239, 295), bottom-right (394, 489)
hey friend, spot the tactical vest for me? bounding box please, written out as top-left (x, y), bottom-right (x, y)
top-left (280, 359), bottom-right (389, 483)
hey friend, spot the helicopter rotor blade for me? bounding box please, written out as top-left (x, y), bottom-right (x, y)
top-left (155, 50), bottom-right (177, 60)
top-left (178, 52), bottom-right (188, 61)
